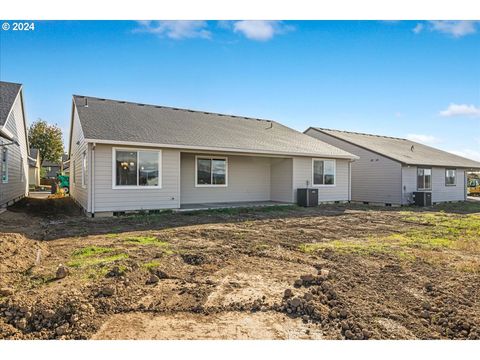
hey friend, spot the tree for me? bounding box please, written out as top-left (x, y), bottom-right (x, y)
top-left (28, 119), bottom-right (64, 164)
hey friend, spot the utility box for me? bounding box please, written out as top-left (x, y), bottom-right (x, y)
top-left (297, 188), bottom-right (318, 207)
top-left (413, 192), bottom-right (432, 206)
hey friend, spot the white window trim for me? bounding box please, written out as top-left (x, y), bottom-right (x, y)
top-left (1, 148), bottom-right (8, 184)
top-left (417, 167), bottom-right (432, 191)
top-left (311, 158), bottom-right (336, 187)
top-left (81, 152), bottom-right (87, 188)
top-left (445, 168), bottom-right (456, 187)
top-left (195, 155), bottom-right (228, 188)
top-left (112, 147), bottom-right (162, 189)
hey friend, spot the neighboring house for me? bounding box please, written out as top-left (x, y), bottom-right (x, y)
top-left (41, 154), bottom-right (68, 179)
top-left (28, 148), bottom-right (41, 187)
top-left (68, 95), bottom-right (357, 216)
top-left (63, 158), bottom-right (70, 176)
top-left (0, 81), bottom-right (29, 207)
top-left (305, 127), bottom-right (480, 206)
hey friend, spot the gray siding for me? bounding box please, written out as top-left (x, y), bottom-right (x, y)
top-left (306, 129), bottom-right (402, 204)
top-left (0, 92), bottom-right (29, 207)
top-left (402, 166), bottom-right (466, 204)
top-left (180, 153), bottom-right (271, 204)
top-left (69, 107), bottom-right (89, 211)
top-left (270, 158), bottom-right (293, 202)
top-left (292, 157), bottom-right (350, 203)
top-left (93, 145), bottom-right (180, 212)
top-left (401, 165), bottom-right (416, 205)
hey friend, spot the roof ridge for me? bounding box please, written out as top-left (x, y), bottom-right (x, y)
top-left (0, 81), bottom-right (23, 87)
top-left (316, 127), bottom-right (407, 141)
top-left (73, 94), bottom-right (275, 124)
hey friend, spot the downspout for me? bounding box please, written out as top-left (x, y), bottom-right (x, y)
top-left (348, 159), bottom-right (353, 202)
top-left (91, 143), bottom-right (96, 217)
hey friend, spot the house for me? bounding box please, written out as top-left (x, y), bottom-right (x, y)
top-left (63, 158), bottom-right (70, 176)
top-left (0, 81), bottom-right (30, 207)
top-left (41, 154), bottom-right (68, 179)
top-left (28, 148), bottom-right (41, 188)
top-left (68, 95), bottom-right (358, 216)
top-left (305, 127), bottom-right (480, 206)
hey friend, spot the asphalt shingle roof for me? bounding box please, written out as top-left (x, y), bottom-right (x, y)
top-left (42, 154), bottom-right (69, 167)
top-left (73, 95), bottom-right (357, 159)
top-left (30, 148), bottom-right (39, 160)
top-left (0, 81), bottom-right (22, 127)
top-left (309, 128), bottom-right (480, 169)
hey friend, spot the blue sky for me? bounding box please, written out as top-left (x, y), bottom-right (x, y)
top-left (1, 20), bottom-right (479, 159)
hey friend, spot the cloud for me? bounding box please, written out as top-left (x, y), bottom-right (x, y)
top-left (406, 134), bottom-right (440, 145)
top-left (412, 23), bottom-right (424, 34)
top-left (135, 21), bottom-right (211, 40)
top-left (413, 21), bottom-right (479, 37)
top-left (430, 21), bottom-right (478, 37)
top-left (450, 149), bottom-right (480, 162)
top-left (232, 21), bottom-right (293, 41)
top-left (440, 103), bottom-right (480, 117)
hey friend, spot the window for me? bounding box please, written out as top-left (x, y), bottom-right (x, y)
top-left (1, 148), bottom-right (8, 183)
top-left (417, 168), bottom-right (432, 190)
top-left (445, 169), bottom-right (456, 186)
top-left (114, 149), bottom-right (161, 188)
top-left (195, 156), bottom-right (227, 186)
top-left (312, 159), bottom-right (335, 186)
top-left (81, 152), bottom-right (87, 188)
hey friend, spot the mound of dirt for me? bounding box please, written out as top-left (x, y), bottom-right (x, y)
top-left (0, 233), bottom-right (48, 287)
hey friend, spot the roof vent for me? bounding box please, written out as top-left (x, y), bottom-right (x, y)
top-left (84, 98), bottom-right (88, 108)
top-left (137, 104), bottom-right (145, 106)
top-left (411, 145), bottom-right (415, 152)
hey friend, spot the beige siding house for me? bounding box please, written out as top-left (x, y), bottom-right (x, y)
top-left (68, 96), bottom-right (358, 216)
top-left (0, 82), bottom-right (30, 207)
top-left (305, 127), bottom-right (480, 205)
top-left (28, 148), bottom-right (41, 188)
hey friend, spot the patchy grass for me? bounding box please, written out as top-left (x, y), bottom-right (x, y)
top-left (299, 240), bottom-right (391, 256)
top-left (143, 260), bottom-right (161, 269)
top-left (429, 201), bottom-right (480, 214)
top-left (124, 235), bottom-right (170, 247)
top-left (300, 211), bottom-right (480, 271)
top-left (67, 253), bottom-right (128, 268)
top-left (68, 246), bottom-right (128, 268)
top-left (72, 246), bottom-right (115, 257)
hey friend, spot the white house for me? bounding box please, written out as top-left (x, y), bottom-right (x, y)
top-left (0, 81), bottom-right (30, 207)
top-left (305, 127), bottom-right (480, 206)
top-left (68, 95), bottom-right (358, 216)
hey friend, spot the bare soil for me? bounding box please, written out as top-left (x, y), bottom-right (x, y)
top-left (1, 197), bottom-right (479, 340)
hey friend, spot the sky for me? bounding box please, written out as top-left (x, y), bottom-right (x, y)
top-left (1, 20), bottom-right (479, 160)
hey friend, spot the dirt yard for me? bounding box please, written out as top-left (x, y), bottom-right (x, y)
top-left (1, 198), bottom-right (479, 340)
